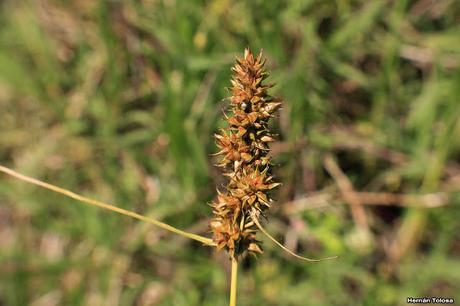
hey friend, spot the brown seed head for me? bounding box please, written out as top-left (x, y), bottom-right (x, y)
top-left (211, 48), bottom-right (282, 259)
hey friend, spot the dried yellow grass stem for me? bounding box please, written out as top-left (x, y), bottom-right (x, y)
top-left (249, 210), bottom-right (338, 262)
top-left (229, 257), bottom-right (238, 306)
top-left (0, 164), bottom-right (215, 246)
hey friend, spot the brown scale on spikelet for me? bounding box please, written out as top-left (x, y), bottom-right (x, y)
top-left (211, 48), bottom-right (282, 259)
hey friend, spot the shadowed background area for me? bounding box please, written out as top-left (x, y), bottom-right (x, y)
top-left (0, 1), bottom-right (460, 305)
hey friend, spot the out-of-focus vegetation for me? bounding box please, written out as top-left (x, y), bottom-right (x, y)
top-left (1, 1), bottom-right (460, 305)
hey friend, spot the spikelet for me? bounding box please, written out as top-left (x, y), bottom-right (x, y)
top-left (211, 48), bottom-right (282, 259)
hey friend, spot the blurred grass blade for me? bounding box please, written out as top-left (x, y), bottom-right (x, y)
top-left (0, 164), bottom-right (215, 246)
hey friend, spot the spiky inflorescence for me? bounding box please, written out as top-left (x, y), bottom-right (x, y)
top-left (211, 49), bottom-right (282, 259)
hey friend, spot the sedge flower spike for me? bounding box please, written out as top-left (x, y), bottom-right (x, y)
top-left (211, 48), bottom-right (282, 259)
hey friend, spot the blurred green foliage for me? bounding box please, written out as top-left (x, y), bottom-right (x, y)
top-left (0, 0), bottom-right (460, 305)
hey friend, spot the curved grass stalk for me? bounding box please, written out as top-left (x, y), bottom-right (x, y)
top-left (0, 164), bottom-right (215, 246)
top-left (250, 210), bottom-right (338, 262)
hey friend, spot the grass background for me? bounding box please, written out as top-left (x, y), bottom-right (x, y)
top-left (1, 0), bottom-right (460, 305)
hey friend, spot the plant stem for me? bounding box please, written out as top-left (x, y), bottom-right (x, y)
top-left (229, 257), bottom-right (238, 306)
top-left (0, 164), bottom-right (215, 246)
top-left (250, 210), bottom-right (337, 262)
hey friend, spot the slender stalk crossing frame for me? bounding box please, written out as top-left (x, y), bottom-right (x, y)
top-left (0, 164), bottom-right (215, 246)
top-left (229, 257), bottom-right (238, 306)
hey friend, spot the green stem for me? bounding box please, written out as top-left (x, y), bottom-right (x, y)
top-left (0, 164), bottom-right (215, 246)
top-left (229, 257), bottom-right (238, 306)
